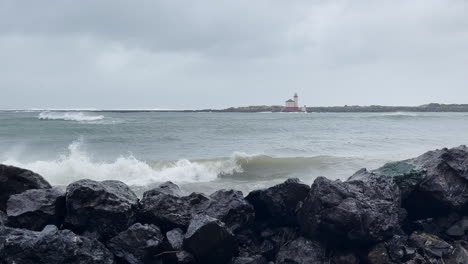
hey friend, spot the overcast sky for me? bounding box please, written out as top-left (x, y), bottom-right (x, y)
top-left (1, 0), bottom-right (468, 109)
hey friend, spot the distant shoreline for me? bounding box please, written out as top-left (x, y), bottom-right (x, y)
top-left (3, 103), bottom-right (468, 113)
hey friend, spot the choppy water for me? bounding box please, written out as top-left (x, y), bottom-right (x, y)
top-left (1, 111), bottom-right (468, 196)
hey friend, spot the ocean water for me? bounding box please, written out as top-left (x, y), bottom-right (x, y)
top-left (1, 111), bottom-right (468, 196)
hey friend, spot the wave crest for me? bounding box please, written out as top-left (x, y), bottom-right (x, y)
top-left (38, 112), bottom-right (105, 122)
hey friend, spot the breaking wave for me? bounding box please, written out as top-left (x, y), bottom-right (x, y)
top-left (2, 142), bottom-right (377, 188)
top-left (38, 112), bottom-right (105, 122)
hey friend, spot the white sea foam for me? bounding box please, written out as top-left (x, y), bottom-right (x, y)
top-left (2, 141), bottom-right (246, 186)
top-left (38, 112), bottom-right (105, 122)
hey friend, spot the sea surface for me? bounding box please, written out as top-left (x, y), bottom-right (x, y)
top-left (1, 111), bottom-right (468, 196)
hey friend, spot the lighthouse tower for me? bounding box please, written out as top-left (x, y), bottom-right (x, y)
top-left (294, 93), bottom-right (298, 108)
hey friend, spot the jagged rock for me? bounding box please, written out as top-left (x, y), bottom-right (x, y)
top-left (0, 225), bottom-right (114, 264)
top-left (167, 228), bottom-right (184, 250)
top-left (206, 189), bottom-right (255, 231)
top-left (64, 179), bottom-right (138, 241)
top-left (0, 210), bottom-right (6, 226)
top-left (230, 255), bottom-right (268, 264)
top-left (275, 237), bottom-right (325, 264)
top-left (246, 178), bottom-right (310, 226)
top-left (409, 232), bottom-right (453, 258)
top-left (446, 217), bottom-right (468, 238)
top-left (144, 181), bottom-right (184, 197)
top-left (0, 164), bottom-right (51, 212)
top-left (407, 146), bottom-right (468, 218)
top-left (6, 187), bottom-right (65, 231)
top-left (404, 213), bottom-right (460, 240)
top-left (367, 243), bottom-right (393, 264)
top-left (140, 182), bottom-right (253, 231)
top-left (298, 174), bottom-right (402, 245)
top-left (350, 161), bottom-right (425, 200)
top-left (184, 214), bottom-right (238, 264)
top-left (445, 242), bottom-right (468, 264)
top-left (139, 188), bottom-right (210, 230)
top-left (166, 228), bottom-right (196, 264)
top-left (106, 223), bottom-right (166, 264)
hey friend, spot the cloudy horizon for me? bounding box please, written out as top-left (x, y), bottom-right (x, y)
top-left (1, 0), bottom-right (468, 110)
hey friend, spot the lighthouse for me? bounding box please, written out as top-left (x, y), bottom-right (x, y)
top-left (294, 93), bottom-right (298, 108)
top-left (285, 93), bottom-right (300, 111)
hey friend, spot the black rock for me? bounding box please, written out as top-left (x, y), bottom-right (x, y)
top-left (106, 223), bottom-right (166, 264)
top-left (6, 187), bottom-right (65, 231)
top-left (0, 210), bottom-right (6, 226)
top-left (0, 164), bottom-right (51, 212)
top-left (64, 179), bottom-right (138, 241)
top-left (246, 178), bottom-right (310, 227)
top-left (184, 214), bottom-right (238, 264)
top-left (166, 228), bottom-right (185, 250)
top-left (446, 217), bottom-right (468, 238)
top-left (275, 237), bottom-right (325, 264)
top-left (409, 232), bottom-right (453, 258)
top-left (0, 225), bottom-right (114, 264)
top-left (166, 228), bottom-right (196, 264)
top-left (230, 255), bottom-right (268, 264)
top-left (298, 174), bottom-right (402, 245)
top-left (140, 182), bottom-right (253, 231)
top-left (445, 241), bottom-right (468, 264)
top-left (139, 188), bottom-right (210, 230)
top-left (407, 146), bottom-right (468, 218)
top-left (206, 189), bottom-right (255, 231)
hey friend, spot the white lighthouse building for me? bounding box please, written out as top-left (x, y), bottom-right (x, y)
top-left (285, 93), bottom-right (300, 111)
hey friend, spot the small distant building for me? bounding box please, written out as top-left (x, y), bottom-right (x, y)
top-left (285, 93), bottom-right (302, 111)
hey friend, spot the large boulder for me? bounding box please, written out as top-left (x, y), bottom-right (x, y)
top-left (246, 178), bottom-right (310, 227)
top-left (106, 223), bottom-right (166, 264)
top-left (407, 146), bottom-right (468, 218)
top-left (64, 179), bottom-right (139, 241)
top-left (0, 164), bottom-right (51, 212)
top-left (206, 189), bottom-right (255, 231)
top-left (298, 174), bottom-right (402, 245)
top-left (184, 214), bottom-right (238, 264)
top-left (6, 187), bottom-right (65, 231)
top-left (139, 182), bottom-right (253, 231)
top-left (0, 225), bottom-right (114, 264)
top-left (139, 186), bottom-right (210, 230)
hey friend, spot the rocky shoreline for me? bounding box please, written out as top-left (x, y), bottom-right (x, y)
top-left (1, 146), bottom-right (468, 263)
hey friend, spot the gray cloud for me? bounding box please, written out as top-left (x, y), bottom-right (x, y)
top-left (1, 0), bottom-right (468, 109)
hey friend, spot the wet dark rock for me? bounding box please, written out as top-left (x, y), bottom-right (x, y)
top-left (246, 178), bottom-right (310, 227)
top-left (206, 189), bottom-right (255, 231)
top-left (409, 232), bottom-right (453, 258)
top-left (64, 179), bottom-right (139, 241)
top-left (144, 181), bottom-right (184, 197)
top-left (184, 214), bottom-right (238, 264)
top-left (275, 237), bottom-right (325, 264)
top-left (298, 174), bottom-right (402, 245)
top-left (230, 255), bottom-right (268, 264)
top-left (367, 243), bottom-right (393, 264)
top-left (165, 228), bottom-right (196, 264)
top-left (6, 187), bottom-right (65, 231)
top-left (445, 241), bottom-right (468, 264)
top-left (106, 223), bottom-right (165, 264)
top-left (330, 251), bottom-right (360, 264)
top-left (446, 217), bottom-right (468, 238)
top-left (407, 146), bottom-right (468, 218)
top-left (0, 225), bottom-right (114, 264)
top-left (403, 213), bottom-right (460, 240)
top-left (0, 210), bottom-right (6, 226)
top-left (166, 228), bottom-right (184, 250)
top-left (140, 182), bottom-right (253, 231)
top-left (139, 187), bottom-right (210, 230)
top-left (0, 164), bottom-right (51, 211)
